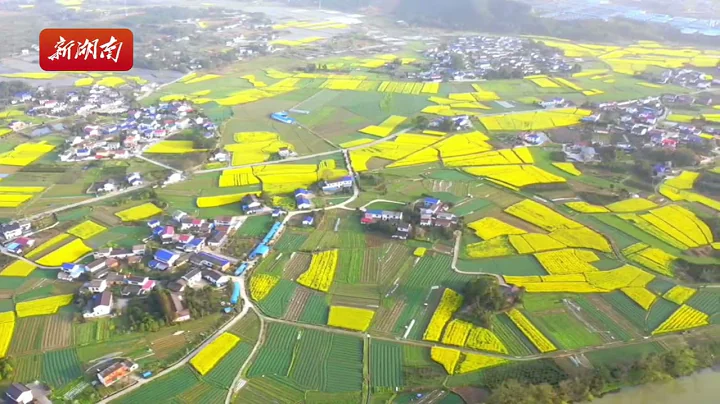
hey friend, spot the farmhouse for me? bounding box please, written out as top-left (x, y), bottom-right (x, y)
top-left (170, 293), bottom-right (191, 322)
top-left (5, 383), bottom-right (33, 404)
top-left (189, 252), bottom-right (231, 271)
top-left (182, 268), bottom-right (203, 286)
top-left (0, 222), bottom-right (30, 241)
top-left (361, 210), bottom-right (404, 224)
top-left (84, 290), bottom-right (113, 318)
top-left (320, 176), bottom-right (353, 194)
top-left (154, 249), bottom-right (180, 267)
top-left (97, 359), bottom-right (138, 387)
top-left (203, 269), bottom-right (229, 287)
top-left (393, 224), bottom-right (412, 240)
top-left (87, 279), bottom-right (107, 293)
top-left (5, 237), bottom-right (35, 255)
top-left (241, 194), bottom-right (263, 214)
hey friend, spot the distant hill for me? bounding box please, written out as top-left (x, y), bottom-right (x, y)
top-left (309, 0), bottom-right (718, 46)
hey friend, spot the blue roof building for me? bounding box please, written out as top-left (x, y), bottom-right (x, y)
top-left (294, 189), bottom-right (310, 196)
top-left (234, 263), bottom-right (248, 276)
top-left (249, 244), bottom-right (270, 260)
top-left (271, 111), bottom-right (296, 124)
top-left (296, 196), bottom-right (311, 209)
top-left (154, 249), bottom-right (179, 264)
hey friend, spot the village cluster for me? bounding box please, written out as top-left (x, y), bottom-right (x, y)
top-left (417, 36), bottom-right (577, 82)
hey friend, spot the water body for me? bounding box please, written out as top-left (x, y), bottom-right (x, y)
top-left (591, 369), bottom-right (720, 404)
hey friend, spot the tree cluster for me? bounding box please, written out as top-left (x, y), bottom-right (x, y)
top-left (184, 287), bottom-right (225, 318)
top-left (124, 290), bottom-right (169, 332)
top-left (457, 277), bottom-right (517, 327)
top-left (488, 344), bottom-right (718, 404)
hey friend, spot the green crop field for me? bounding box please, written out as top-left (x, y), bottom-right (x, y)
top-left (10, 316), bottom-right (47, 355)
top-left (112, 365), bottom-right (201, 404)
top-left (645, 299), bottom-right (680, 332)
top-left (571, 296), bottom-right (633, 341)
top-left (646, 278), bottom-right (677, 295)
top-left (233, 375), bottom-right (305, 404)
top-left (288, 329), bottom-right (333, 390)
top-left (492, 314), bottom-right (537, 356)
top-left (274, 232), bottom-right (309, 252)
top-left (247, 323), bottom-right (297, 378)
top-left (602, 291), bottom-right (648, 332)
top-left (450, 198), bottom-right (492, 216)
top-left (445, 359), bottom-right (567, 389)
top-left (257, 279), bottom-right (297, 318)
top-left (456, 255), bottom-right (547, 276)
top-left (585, 342), bottom-right (666, 367)
top-left (298, 294), bottom-right (330, 326)
top-left (687, 290), bottom-right (720, 315)
top-left (237, 215), bottom-right (274, 237)
top-left (42, 348), bottom-right (83, 389)
top-left (522, 294), bottom-right (567, 312)
top-left (370, 341), bottom-right (404, 391)
top-left (203, 342), bottom-right (254, 389)
top-left (530, 311), bottom-right (604, 349)
top-left (229, 310), bottom-right (262, 345)
top-left (335, 249), bottom-right (364, 284)
top-left (14, 353), bottom-right (42, 383)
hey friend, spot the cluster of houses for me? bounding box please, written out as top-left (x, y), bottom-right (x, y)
top-left (416, 36), bottom-right (575, 82)
top-left (654, 69), bottom-right (718, 90)
top-left (0, 220), bottom-right (32, 243)
top-left (149, 211), bottom-right (242, 253)
top-left (360, 197), bottom-right (459, 240)
top-left (93, 172), bottom-right (145, 194)
top-left (417, 198), bottom-right (459, 228)
top-left (13, 84), bottom-right (125, 119)
top-left (592, 96), bottom-right (718, 150)
top-left (59, 101), bottom-right (216, 163)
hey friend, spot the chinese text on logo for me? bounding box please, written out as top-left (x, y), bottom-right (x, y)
top-left (40, 29), bottom-right (133, 71)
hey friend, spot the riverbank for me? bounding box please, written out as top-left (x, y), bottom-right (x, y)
top-left (590, 368), bottom-right (720, 403)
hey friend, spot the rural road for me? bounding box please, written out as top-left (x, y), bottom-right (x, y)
top-left (22, 183), bottom-right (151, 222)
top-left (136, 154), bottom-right (183, 173)
top-left (100, 274), bottom-right (253, 404)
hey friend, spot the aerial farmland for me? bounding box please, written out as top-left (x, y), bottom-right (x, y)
top-left (0, 1), bottom-right (717, 404)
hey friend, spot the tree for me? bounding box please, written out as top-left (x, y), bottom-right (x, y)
top-left (457, 277), bottom-right (509, 327)
top-left (413, 115), bottom-right (429, 129)
top-left (0, 358), bottom-right (13, 381)
top-left (672, 148), bottom-right (698, 167)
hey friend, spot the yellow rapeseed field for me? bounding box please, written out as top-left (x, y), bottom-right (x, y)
top-left (465, 327), bottom-right (508, 354)
top-left (327, 306), bottom-right (375, 331)
top-left (297, 250), bottom-right (339, 292)
top-left (463, 165), bottom-right (566, 188)
top-left (552, 162), bottom-right (581, 176)
top-left (565, 201), bottom-right (609, 213)
top-left (196, 192), bottom-right (261, 208)
top-left (606, 198), bottom-right (658, 212)
top-left (466, 237), bottom-right (516, 258)
top-left (37, 239), bottom-right (92, 266)
top-left (146, 140), bottom-right (206, 154)
top-left (663, 286), bottom-right (697, 305)
top-left (423, 288), bottom-right (463, 341)
top-left (66, 221), bottom-right (106, 239)
top-left (0, 312), bottom-right (14, 358)
top-left (507, 309), bottom-right (556, 352)
top-left (249, 274), bottom-right (279, 301)
top-left (652, 305), bottom-right (709, 335)
top-left (467, 217), bottom-right (526, 240)
top-left (505, 199), bottom-right (583, 231)
top-left (431, 347), bottom-right (461, 374)
top-left (0, 260), bottom-right (37, 277)
top-left (16, 294), bottom-right (74, 317)
top-left (441, 319), bottom-right (473, 346)
top-left (115, 203), bottom-right (163, 221)
top-left (0, 142), bottom-right (56, 166)
top-left (190, 333), bottom-right (240, 375)
top-left (458, 353), bottom-right (508, 374)
top-left (25, 233), bottom-right (70, 259)
top-left (621, 287), bottom-right (657, 310)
